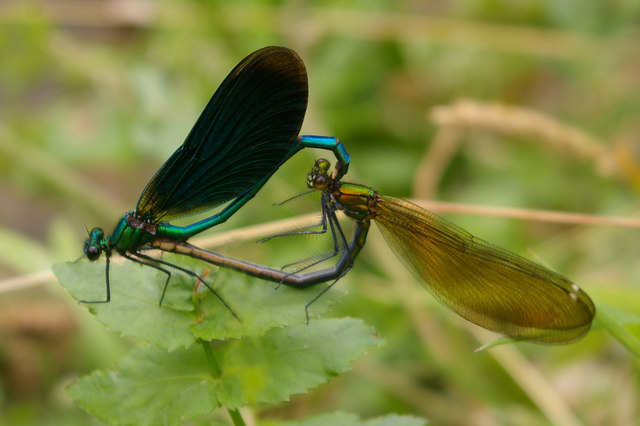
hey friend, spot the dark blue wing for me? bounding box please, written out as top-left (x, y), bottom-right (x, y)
top-left (137, 46), bottom-right (307, 221)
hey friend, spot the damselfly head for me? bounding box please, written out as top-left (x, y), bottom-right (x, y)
top-left (307, 158), bottom-right (332, 190)
top-left (84, 227), bottom-right (105, 261)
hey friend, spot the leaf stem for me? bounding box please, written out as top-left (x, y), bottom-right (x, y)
top-left (199, 339), bottom-right (222, 378)
top-left (228, 409), bottom-right (247, 426)
top-left (199, 339), bottom-right (247, 426)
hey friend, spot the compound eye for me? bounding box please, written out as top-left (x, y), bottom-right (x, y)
top-left (312, 174), bottom-right (328, 189)
top-left (316, 158), bottom-right (331, 172)
top-left (85, 244), bottom-right (101, 261)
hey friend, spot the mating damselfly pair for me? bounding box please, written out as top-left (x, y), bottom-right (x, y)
top-left (81, 46), bottom-right (594, 344)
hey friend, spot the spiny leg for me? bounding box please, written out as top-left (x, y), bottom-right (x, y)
top-left (80, 254), bottom-right (112, 304)
top-left (275, 206), bottom-right (352, 294)
top-left (280, 247), bottom-right (346, 274)
top-left (259, 196), bottom-right (338, 291)
top-left (298, 217), bottom-right (367, 322)
top-left (121, 251), bottom-right (173, 305)
top-left (271, 188), bottom-right (315, 206)
top-left (279, 206), bottom-right (348, 273)
top-left (131, 251), bottom-right (240, 321)
top-left (260, 195), bottom-right (333, 243)
top-left (303, 266), bottom-right (353, 324)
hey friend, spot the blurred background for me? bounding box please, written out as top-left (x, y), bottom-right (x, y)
top-left (1, 1), bottom-right (640, 425)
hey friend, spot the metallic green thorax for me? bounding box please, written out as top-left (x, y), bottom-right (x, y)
top-left (84, 212), bottom-right (157, 259)
top-left (332, 183), bottom-right (377, 222)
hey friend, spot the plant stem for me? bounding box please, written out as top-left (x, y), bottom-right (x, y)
top-left (199, 339), bottom-right (222, 378)
top-left (199, 339), bottom-right (247, 426)
top-left (228, 409), bottom-right (247, 426)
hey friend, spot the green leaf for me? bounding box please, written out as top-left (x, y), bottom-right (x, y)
top-left (54, 259), bottom-right (198, 350)
top-left (68, 318), bottom-right (383, 424)
top-left (274, 412), bottom-right (427, 426)
top-left (189, 259), bottom-right (342, 343)
top-left (215, 318), bottom-right (383, 408)
top-left (68, 344), bottom-right (216, 426)
top-left (53, 256), bottom-right (342, 350)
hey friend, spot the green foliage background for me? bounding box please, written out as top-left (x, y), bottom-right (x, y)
top-left (2, 1), bottom-right (640, 425)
